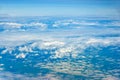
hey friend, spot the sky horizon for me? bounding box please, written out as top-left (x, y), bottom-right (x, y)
top-left (0, 0), bottom-right (120, 17)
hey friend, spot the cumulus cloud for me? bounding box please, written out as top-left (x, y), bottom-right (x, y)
top-left (51, 37), bottom-right (120, 58)
top-left (0, 22), bottom-right (47, 31)
top-left (53, 46), bottom-right (76, 58)
top-left (25, 22), bottom-right (47, 30)
top-left (52, 19), bottom-right (120, 29)
top-left (37, 41), bottom-right (65, 49)
top-left (16, 53), bottom-right (26, 58)
top-left (52, 19), bottom-right (99, 28)
top-left (86, 38), bottom-right (111, 45)
top-left (0, 22), bottom-right (22, 28)
top-left (0, 17), bottom-right (120, 80)
top-left (0, 32), bottom-right (120, 58)
top-left (0, 37), bottom-right (120, 80)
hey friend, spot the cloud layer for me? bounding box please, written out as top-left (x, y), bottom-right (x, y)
top-left (0, 16), bottom-right (120, 80)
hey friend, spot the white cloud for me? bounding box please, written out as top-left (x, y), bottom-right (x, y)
top-left (0, 17), bottom-right (120, 80)
top-left (86, 38), bottom-right (111, 45)
top-left (0, 36), bottom-right (120, 58)
top-left (30, 40), bottom-right (65, 50)
top-left (16, 53), bottom-right (26, 59)
top-left (53, 46), bottom-right (75, 58)
top-left (0, 22), bottom-right (47, 31)
top-left (0, 22), bottom-right (22, 28)
top-left (25, 22), bottom-right (47, 30)
top-left (53, 19), bottom-right (120, 28)
top-left (1, 48), bottom-right (13, 54)
top-left (19, 46), bottom-right (32, 52)
top-left (52, 19), bottom-right (99, 28)
top-left (52, 37), bottom-right (120, 58)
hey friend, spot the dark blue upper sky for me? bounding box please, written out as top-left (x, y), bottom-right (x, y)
top-left (0, 0), bottom-right (120, 16)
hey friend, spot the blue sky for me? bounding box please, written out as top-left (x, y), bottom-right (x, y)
top-left (0, 0), bottom-right (120, 16)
